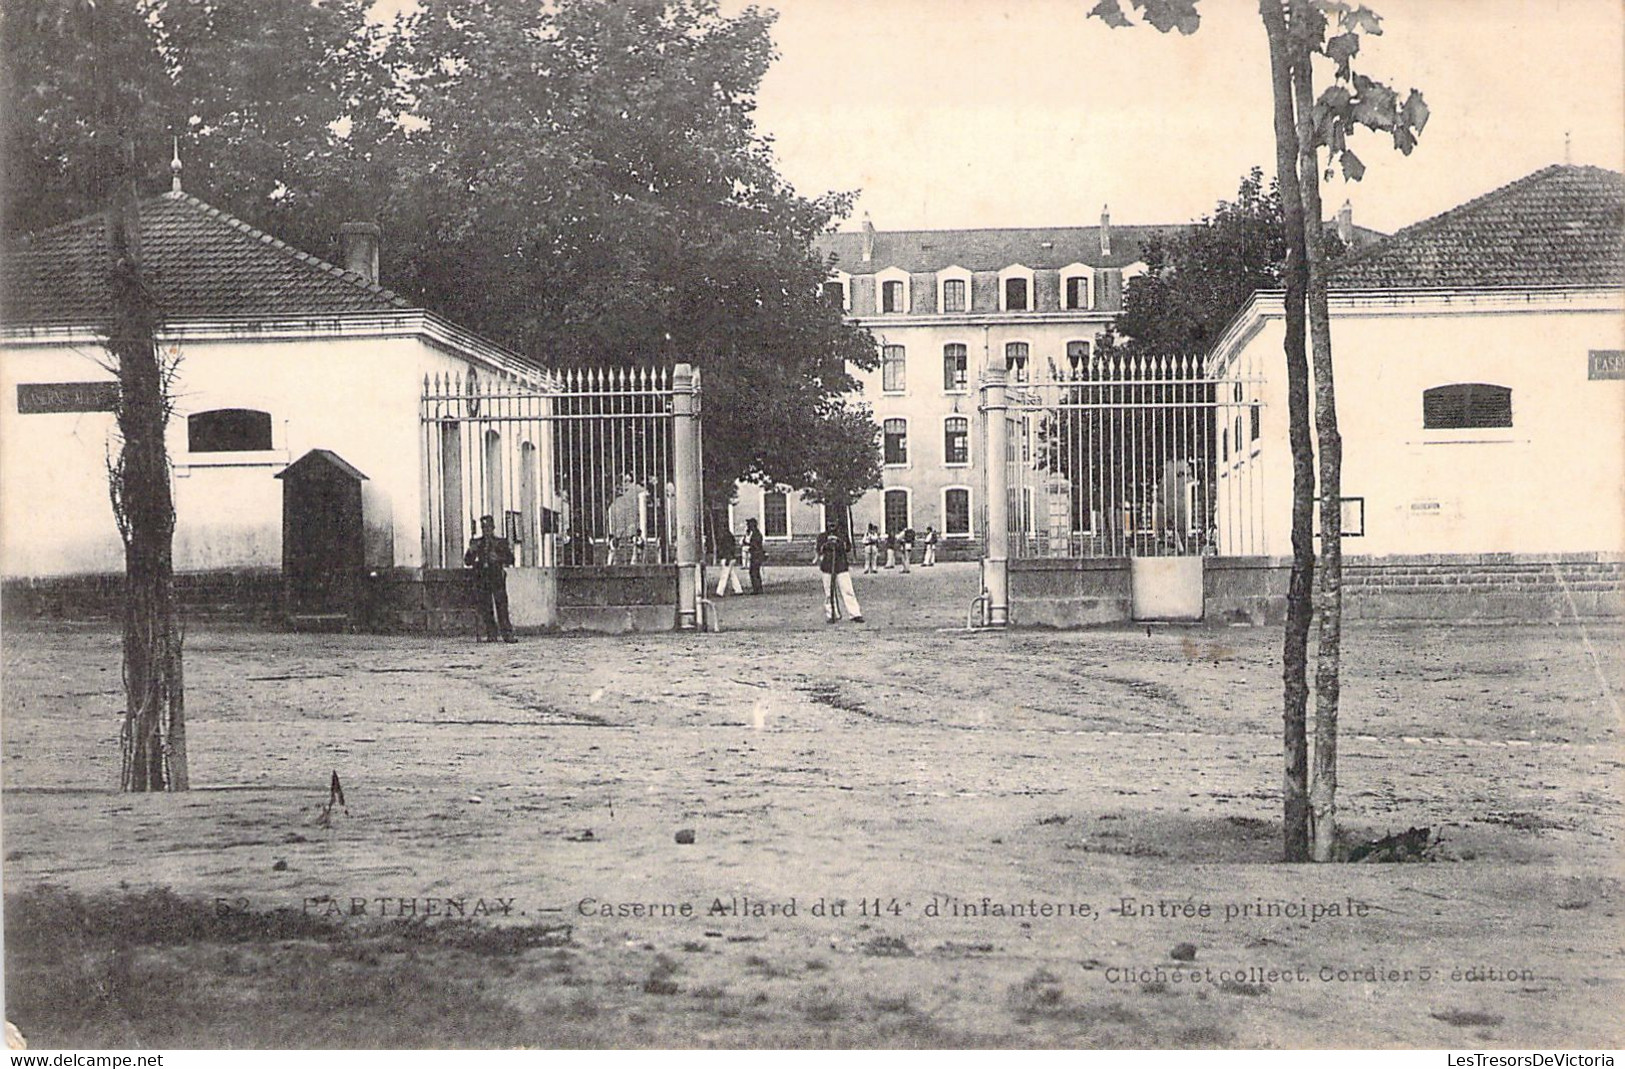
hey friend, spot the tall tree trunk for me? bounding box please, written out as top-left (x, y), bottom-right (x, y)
top-left (1260, 0), bottom-right (1315, 862)
top-left (1289, 3), bottom-right (1342, 859)
top-left (93, 1), bottom-right (187, 792)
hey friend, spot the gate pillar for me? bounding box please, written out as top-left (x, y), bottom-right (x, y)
top-left (673, 363), bottom-right (700, 630)
top-left (982, 353), bottom-right (1010, 627)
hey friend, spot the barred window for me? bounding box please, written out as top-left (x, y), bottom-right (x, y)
top-left (942, 278), bottom-right (967, 313)
top-left (188, 408), bottom-right (271, 452)
top-left (1006, 342), bottom-right (1029, 383)
top-left (1423, 383), bottom-right (1512, 429)
top-left (943, 343), bottom-right (968, 391)
top-left (882, 345), bottom-right (906, 393)
top-left (944, 488), bottom-right (971, 536)
top-left (944, 417), bottom-right (969, 465)
top-left (884, 418), bottom-right (908, 465)
top-left (763, 490), bottom-right (788, 537)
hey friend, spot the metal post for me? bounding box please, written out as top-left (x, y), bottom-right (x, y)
top-left (983, 350), bottom-right (1010, 627)
top-left (673, 363), bottom-right (699, 629)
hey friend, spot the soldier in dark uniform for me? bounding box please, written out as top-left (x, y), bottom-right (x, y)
top-left (465, 514), bottom-right (517, 643)
top-left (745, 517), bottom-right (765, 594)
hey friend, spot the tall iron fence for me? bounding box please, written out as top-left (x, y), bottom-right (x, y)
top-left (1001, 354), bottom-right (1266, 558)
top-left (420, 366), bottom-right (686, 568)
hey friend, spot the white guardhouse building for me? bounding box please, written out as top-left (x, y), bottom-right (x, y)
top-left (1206, 164), bottom-right (1624, 619)
top-left (0, 189), bottom-right (559, 628)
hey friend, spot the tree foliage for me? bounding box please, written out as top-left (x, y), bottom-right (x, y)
top-left (1, 0), bottom-right (878, 505)
top-left (1, 0), bottom-right (386, 242)
top-left (1110, 168), bottom-right (1287, 357)
top-left (1108, 167), bottom-right (1351, 359)
top-left (791, 401), bottom-right (883, 514)
top-left (373, 0), bottom-right (877, 504)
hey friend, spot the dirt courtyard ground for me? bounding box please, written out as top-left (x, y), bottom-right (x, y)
top-left (3, 561), bottom-right (1622, 1048)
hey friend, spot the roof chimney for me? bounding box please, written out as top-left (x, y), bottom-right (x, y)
top-left (1099, 205), bottom-right (1112, 257)
top-left (861, 213), bottom-right (876, 264)
top-left (1335, 200), bottom-right (1354, 245)
top-left (340, 222), bottom-right (381, 285)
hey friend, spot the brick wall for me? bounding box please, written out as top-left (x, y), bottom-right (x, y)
top-left (1342, 553), bottom-right (1624, 620)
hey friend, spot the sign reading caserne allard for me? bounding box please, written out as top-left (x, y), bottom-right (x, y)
top-left (16, 381), bottom-right (120, 414)
top-left (1589, 350), bottom-right (1625, 380)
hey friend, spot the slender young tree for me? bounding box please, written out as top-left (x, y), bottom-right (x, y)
top-left (1289, 1), bottom-right (1345, 860)
top-left (1089, 0), bottom-right (1425, 858)
top-left (1259, 0), bottom-right (1315, 861)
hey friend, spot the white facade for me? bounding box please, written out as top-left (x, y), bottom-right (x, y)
top-left (1, 313), bottom-right (544, 578)
top-left (1209, 288), bottom-right (1625, 557)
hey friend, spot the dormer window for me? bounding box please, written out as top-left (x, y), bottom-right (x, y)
top-left (937, 265), bottom-right (972, 314)
top-left (1005, 277), bottom-right (1029, 311)
top-left (1119, 261), bottom-right (1150, 306)
top-left (1060, 264), bottom-right (1094, 310)
top-left (876, 267), bottom-right (910, 314)
top-left (998, 264), bottom-right (1035, 312)
top-left (823, 271), bottom-right (850, 312)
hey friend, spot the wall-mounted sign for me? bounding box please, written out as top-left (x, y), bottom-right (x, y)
top-left (1589, 350), bottom-right (1625, 380)
top-left (1313, 496), bottom-right (1366, 537)
top-left (17, 381), bottom-right (119, 414)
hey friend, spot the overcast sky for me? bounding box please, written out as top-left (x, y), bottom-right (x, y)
top-left (748, 0), bottom-right (1625, 236)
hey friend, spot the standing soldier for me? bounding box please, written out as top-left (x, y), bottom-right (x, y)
top-left (862, 523), bottom-right (881, 573)
top-left (745, 517), bottom-right (765, 594)
top-left (814, 526), bottom-right (864, 624)
top-left (465, 514), bottom-right (517, 643)
top-left (714, 525), bottom-right (743, 596)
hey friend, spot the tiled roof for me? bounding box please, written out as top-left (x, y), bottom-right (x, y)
top-left (817, 224), bottom-right (1181, 274)
top-left (1, 193), bottom-right (410, 327)
top-left (818, 219), bottom-right (1386, 276)
top-left (1330, 164), bottom-right (1625, 290)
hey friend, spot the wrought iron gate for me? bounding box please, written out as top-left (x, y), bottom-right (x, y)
top-left (420, 366), bottom-right (689, 569)
top-left (1001, 353), bottom-right (1265, 558)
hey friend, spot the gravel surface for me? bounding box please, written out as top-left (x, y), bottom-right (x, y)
top-left (3, 562), bottom-right (1621, 1047)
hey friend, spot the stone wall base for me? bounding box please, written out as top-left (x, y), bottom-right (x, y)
top-left (5, 563), bottom-right (679, 634)
top-left (1, 569), bottom-right (284, 625)
top-left (1009, 552), bottom-right (1625, 627)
